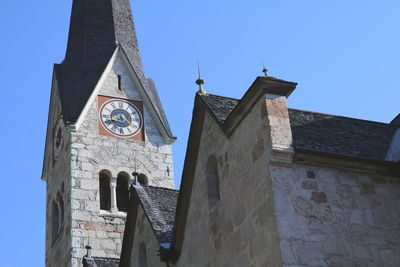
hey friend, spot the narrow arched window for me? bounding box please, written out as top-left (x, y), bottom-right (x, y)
top-left (139, 242), bottom-right (147, 267)
top-left (56, 192), bottom-right (64, 228)
top-left (117, 172), bottom-right (130, 212)
top-left (52, 200), bottom-right (59, 244)
top-left (99, 170), bottom-right (111, 210)
top-left (206, 155), bottom-right (220, 209)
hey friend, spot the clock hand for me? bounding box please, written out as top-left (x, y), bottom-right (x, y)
top-left (120, 114), bottom-right (136, 128)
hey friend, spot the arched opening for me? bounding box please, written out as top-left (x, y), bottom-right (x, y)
top-left (139, 242), bottom-right (147, 267)
top-left (99, 170), bottom-right (112, 210)
top-left (138, 173), bottom-right (148, 185)
top-left (117, 172), bottom-right (130, 212)
top-left (206, 155), bottom-right (220, 209)
top-left (51, 200), bottom-right (59, 244)
top-left (56, 191), bottom-right (64, 228)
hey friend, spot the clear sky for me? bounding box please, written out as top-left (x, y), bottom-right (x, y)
top-left (0, 0), bottom-right (399, 266)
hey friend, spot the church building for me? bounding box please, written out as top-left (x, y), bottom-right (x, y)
top-left (42, 0), bottom-right (400, 266)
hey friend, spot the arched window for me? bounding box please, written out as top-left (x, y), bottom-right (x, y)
top-left (138, 173), bottom-right (148, 185)
top-left (99, 170), bottom-right (111, 210)
top-left (56, 191), bottom-right (64, 228)
top-left (52, 200), bottom-right (59, 244)
top-left (206, 155), bottom-right (220, 209)
top-left (139, 242), bottom-right (147, 267)
top-left (117, 172), bottom-right (130, 212)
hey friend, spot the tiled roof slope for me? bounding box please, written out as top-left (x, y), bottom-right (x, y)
top-left (134, 185), bottom-right (179, 243)
top-left (55, 0), bottom-right (173, 137)
top-left (200, 93), bottom-right (399, 162)
top-left (82, 257), bottom-right (119, 267)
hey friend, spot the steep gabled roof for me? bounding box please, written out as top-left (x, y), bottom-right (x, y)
top-left (199, 93), bottom-right (399, 162)
top-left (55, 0), bottom-right (173, 137)
top-left (134, 185), bottom-right (179, 243)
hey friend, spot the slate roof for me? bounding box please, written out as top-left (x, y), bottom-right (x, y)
top-left (134, 185), bottom-right (179, 243)
top-left (82, 257), bottom-right (119, 267)
top-left (200, 93), bottom-right (399, 162)
top-left (55, 0), bottom-right (173, 137)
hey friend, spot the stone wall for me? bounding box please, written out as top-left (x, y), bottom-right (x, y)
top-left (176, 96), bottom-right (282, 266)
top-left (45, 88), bottom-right (73, 267)
top-left (270, 162), bottom-right (400, 267)
top-left (129, 206), bottom-right (164, 267)
top-left (42, 53), bottom-right (175, 266)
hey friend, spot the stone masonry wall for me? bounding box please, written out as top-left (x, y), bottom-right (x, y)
top-left (270, 163), bottom-right (400, 267)
top-left (176, 96), bottom-right (282, 267)
top-left (45, 89), bottom-right (73, 267)
top-left (70, 53), bottom-right (174, 266)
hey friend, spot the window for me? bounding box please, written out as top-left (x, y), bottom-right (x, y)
top-left (56, 191), bottom-right (64, 228)
top-left (52, 200), bottom-right (59, 244)
top-left (139, 242), bottom-right (147, 267)
top-left (99, 170), bottom-right (111, 210)
top-left (116, 172), bottom-right (130, 212)
top-left (206, 155), bottom-right (220, 209)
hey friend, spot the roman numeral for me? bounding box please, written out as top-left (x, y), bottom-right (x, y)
top-left (111, 103), bottom-right (116, 109)
top-left (111, 125), bottom-right (117, 132)
top-left (119, 128), bottom-right (124, 134)
top-left (118, 102), bottom-right (123, 108)
top-left (103, 114), bottom-right (110, 119)
top-left (104, 120), bottom-right (112, 125)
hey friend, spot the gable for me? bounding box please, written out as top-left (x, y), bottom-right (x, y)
top-left (74, 47), bottom-right (175, 144)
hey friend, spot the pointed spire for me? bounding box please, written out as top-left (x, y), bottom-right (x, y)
top-left (196, 62), bottom-right (206, 95)
top-left (57, 0), bottom-right (144, 122)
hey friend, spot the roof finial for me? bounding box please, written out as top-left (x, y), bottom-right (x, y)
top-left (262, 61), bottom-right (268, 77)
top-left (196, 61), bottom-right (206, 95)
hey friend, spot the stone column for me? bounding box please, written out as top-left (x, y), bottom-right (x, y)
top-left (111, 182), bottom-right (118, 213)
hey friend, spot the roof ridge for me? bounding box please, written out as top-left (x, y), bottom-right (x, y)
top-left (141, 185), bottom-right (179, 192)
top-left (288, 108), bottom-right (397, 128)
top-left (202, 92), bottom-right (240, 101)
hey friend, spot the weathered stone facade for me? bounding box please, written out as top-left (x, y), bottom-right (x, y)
top-left (44, 51), bottom-right (174, 267)
top-left (271, 163), bottom-right (400, 267)
top-left (123, 79), bottom-right (400, 266)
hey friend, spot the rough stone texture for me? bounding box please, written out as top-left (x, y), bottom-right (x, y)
top-left (175, 96), bottom-right (282, 267)
top-left (271, 163), bottom-right (400, 267)
top-left (44, 85), bottom-right (73, 267)
top-left (69, 53), bottom-right (174, 266)
top-left (45, 52), bottom-right (174, 267)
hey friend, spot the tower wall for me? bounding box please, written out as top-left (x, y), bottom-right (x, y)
top-left (69, 53), bottom-right (174, 266)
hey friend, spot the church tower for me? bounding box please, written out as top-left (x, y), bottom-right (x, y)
top-left (41, 0), bottom-right (176, 266)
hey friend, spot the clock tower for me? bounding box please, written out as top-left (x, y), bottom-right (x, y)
top-left (41, 0), bottom-right (176, 266)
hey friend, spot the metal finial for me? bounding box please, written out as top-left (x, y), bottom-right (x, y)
top-left (132, 161), bottom-right (139, 185)
top-left (262, 61), bottom-right (268, 77)
top-left (196, 61), bottom-right (206, 95)
top-left (85, 245), bottom-right (92, 258)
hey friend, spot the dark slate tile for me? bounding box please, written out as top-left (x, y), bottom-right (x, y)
top-left (199, 93), bottom-right (398, 162)
top-left (134, 186), bottom-right (179, 243)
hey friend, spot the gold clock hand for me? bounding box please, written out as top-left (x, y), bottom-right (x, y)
top-left (120, 114), bottom-right (136, 128)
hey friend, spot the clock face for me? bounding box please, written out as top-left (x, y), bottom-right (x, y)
top-left (53, 117), bottom-right (64, 160)
top-left (99, 99), bottom-right (143, 138)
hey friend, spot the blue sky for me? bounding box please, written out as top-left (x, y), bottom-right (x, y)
top-left (1, 0), bottom-right (399, 266)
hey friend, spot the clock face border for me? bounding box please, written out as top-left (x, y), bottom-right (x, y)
top-left (52, 114), bottom-right (64, 165)
top-left (97, 95), bottom-right (145, 141)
